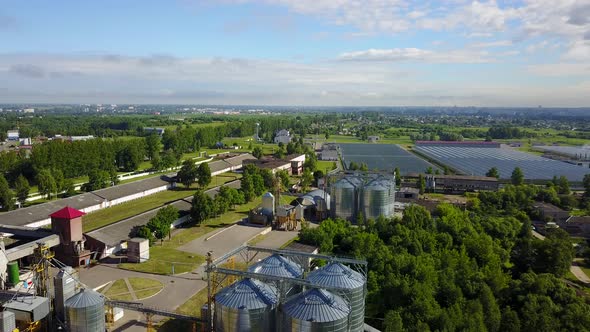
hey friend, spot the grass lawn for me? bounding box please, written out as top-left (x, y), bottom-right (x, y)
top-left (317, 160), bottom-right (337, 172)
top-left (103, 279), bottom-right (134, 301)
top-left (119, 247), bottom-right (204, 275)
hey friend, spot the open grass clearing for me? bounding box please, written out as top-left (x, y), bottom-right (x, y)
top-left (119, 247), bottom-right (204, 275)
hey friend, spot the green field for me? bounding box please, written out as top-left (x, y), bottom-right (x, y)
top-left (119, 247), bottom-right (204, 275)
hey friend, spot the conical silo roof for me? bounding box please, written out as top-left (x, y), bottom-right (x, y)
top-left (215, 278), bottom-right (277, 309)
top-left (306, 262), bottom-right (365, 290)
top-left (248, 254), bottom-right (303, 278)
top-left (65, 289), bottom-right (104, 308)
top-left (283, 288), bottom-right (350, 322)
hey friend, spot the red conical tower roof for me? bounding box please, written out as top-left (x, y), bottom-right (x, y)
top-left (49, 206), bottom-right (86, 219)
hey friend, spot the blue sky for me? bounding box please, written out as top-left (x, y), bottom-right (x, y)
top-left (1, 0), bottom-right (589, 106)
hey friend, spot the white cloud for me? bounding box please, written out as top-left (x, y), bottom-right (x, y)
top-left (338, 47), bottom-right (492, 63)
top-left (562, 41), bottom-right (590, 61)
top-left (527, 63), bottom-right (590, 77)
top-left (470, 40), bottom-right (512, 48)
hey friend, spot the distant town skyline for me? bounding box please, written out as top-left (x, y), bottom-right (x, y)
top-left (1, 0), bottom-right (589, 106)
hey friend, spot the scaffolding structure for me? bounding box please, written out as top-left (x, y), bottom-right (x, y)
top-left (205, 245), bottom-right (368, 332)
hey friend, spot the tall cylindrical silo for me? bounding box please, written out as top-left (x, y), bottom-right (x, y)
top-left (282, 288), bottom-right (350, 332)
top-left (65, 288), bottom-right (105, 332)
top-left (261, 192), bottom-right (275, 216)
top-left (363, 181), bottom-right (389, 220)
top-left (214, 278), bottom-right (278, 332)
top-left (306, 262), bottom-right (366, 332)
top-left (54, 266), bottom-right (78, 322)
top-left (331, 178), bottom-right (356, 221)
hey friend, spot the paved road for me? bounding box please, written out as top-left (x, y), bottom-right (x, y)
top-left (571, 260), bottom-right (590, 284)
top-left (177, 223), bottom-right (267, 257)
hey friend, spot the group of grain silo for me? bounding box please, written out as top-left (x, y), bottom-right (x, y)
top-left (54, 267), bottom-right (106, 332)
top-left (330, 174), bottom-right (395, 223)
top-left (214, 254), bottom-right (366, 332)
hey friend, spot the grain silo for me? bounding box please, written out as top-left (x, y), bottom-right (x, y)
top-left (214, 278), bottom-right (278, 332)
top-left (65, 288), bottom-right (106, 332)
top-left (248, 254), bottom-right (303, 279)
top-left (306, 262), bottom-right (366, 332)
top-left (362, 180), bottom-right (389, 220)
top-left (54, 266), bottom-right (78, 322)
top-left (330, 178), bottom-right (357, 221)
top-left (282, 288), bottom-right (350, 332)
top-left (261, 192), bottom-right (275, 217)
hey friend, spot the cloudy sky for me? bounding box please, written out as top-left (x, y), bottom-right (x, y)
top-left (1, 0), bottom-right (589, 106)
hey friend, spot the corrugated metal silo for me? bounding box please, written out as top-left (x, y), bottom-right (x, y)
top-left (65, 289), bottom-right (105, 332)
top-left (331, 178), bottom-right (357, 221)
top-left (307, 262), bottom-right (366, 332)
top-left (261, 192), bottom-right (275, 216)
top-left (362, 180), bottom-right (389, 220)
top-left (214, 278), bottom-right (278, 332)
top-left (248, 254), bottom-right (303, 279)
top-left (282, 288), bottom-right (350, 332)
top-left (54, 266), bottom-right (78, 322)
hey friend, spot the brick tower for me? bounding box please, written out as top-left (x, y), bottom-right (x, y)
top-left (50, 206), bottom-right (92, 267)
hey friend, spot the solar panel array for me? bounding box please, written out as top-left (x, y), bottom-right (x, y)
top-left (414, 145), bottom-right (590, 181)
top-left (339, 143), bottom-right (436, 174)
top-left (534, 146), bottom-right (590, 161)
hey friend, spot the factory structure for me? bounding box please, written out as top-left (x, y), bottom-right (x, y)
top-left (207, 245), bottom-right (368, 332)
top-left (329, 173), bottom-right (396, 223)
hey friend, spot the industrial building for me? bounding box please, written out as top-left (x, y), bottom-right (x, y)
top-left (242, 154), bottom-right (305, 175)
top-left (273, 129), bottom-right (292, 145)
top-left (404, 173), bottom-right (500, 193)
top-left (330, 173), bottom-right (396, 223)
top-left (206, 245), bottom-right (368, 332)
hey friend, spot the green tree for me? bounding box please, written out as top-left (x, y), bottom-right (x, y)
top-left (511, 167), bottom-right (524, 186)
top-left (0, 175), bottom-right (15, 211)
top-left (84, 169), bottom-right (110, 191)
top-left (197, 162), bottom-right (212, 188)
top-left (14, 175), bottom-right (30, 206)
top-left (252, 146), bottom-right (263, 159)
top-left (36, 169), bottom-right (57, 199)
top-left (425, 166), bottom-right (433, 174)
top-left (301, 168), bottom-right (313, 192)
top-left (418, 173), bottom-right (426, 195)
top-left (277, 170), bottom-right (290, 191)
top-left (360, 163), bottom-right (369, 172)
top-left (136, 225), bottom-right (154, 244)
top-left (534, 228), bottom-right (575, 277)
top-left (177, 160), bottom-right (197, 188)
top-left (145, 134), bottom-right (161, 160)
top-left (62, 179), bottom-right (76, 197)
top-left (583, 174), bottom-right (590, 197)
top-left (486, 167), bottom-right (500, 179)
top-left (52, 169), bottom-right (65, 194)
top-left (147, 205), bottom-right (179, 242)
top-left (557, 175), bottom-right (570, 195)
top-left (394, 167), bottom-right (401, 187)
top-left (324, 131), bottom-right (330, 140)
top-left (190, 189), bottom-right (214, 224)
top-left (349, 161), bottom-right (359, 170)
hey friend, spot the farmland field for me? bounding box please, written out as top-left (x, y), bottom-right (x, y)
top-left (414, 145), bottom-right (590, 181)
top-left (339, 143), bottom-right (436, 174)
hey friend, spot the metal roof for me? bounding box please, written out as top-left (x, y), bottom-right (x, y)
top-left (248, 254), bottom-right (303, 278)
top-left (283, 288), bottom-right (350, 322)
top-left (297, 189), bottom-right (330, 208)
top-left (307, 262), bottom-right (365, 290)
top-left (215, 278), bottom-right (277, 309)
top-left (65, 289), bottom-right (104, 308)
